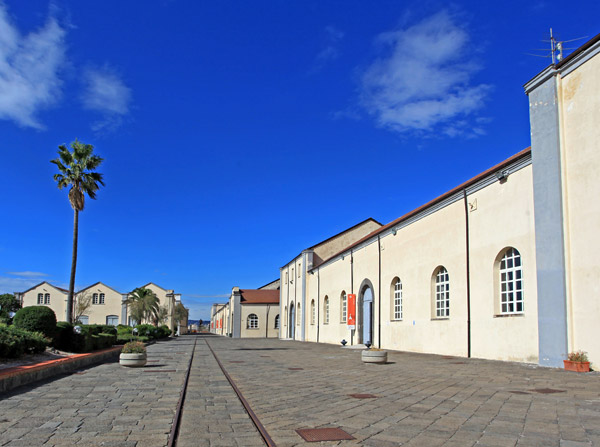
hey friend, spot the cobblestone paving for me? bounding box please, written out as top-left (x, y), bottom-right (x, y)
top-left (207, 337), bottom-right (600, 447)
top-left (0, 338), bottom-right (195, 447)
top-left (177, 339), bottom-right (263, 447)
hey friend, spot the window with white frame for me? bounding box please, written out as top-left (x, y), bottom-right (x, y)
top-left (298, 264), bottom-right (301, 278)
top-left (434, 267), bottom-right (450, 318)
top-left (247, 313), bottom-right (259, 329)
top-left (106, 315), bottom-right (119, 326)
top-left (297, 303), bottom-right (301, 325)
top-left (284, 307), bottom-right (287, 326)
top-left (78, 315), bottom-right (89, 324)
top-left (37, 293), bottom-right (43, 304)
top-left (99, 293), bottom-right (105, 304)
top-left (44, 293), bottom-right (50, 305)
top-left (311, 300), bottom-right (315, 325)
top-left (92, 293), bottom-right (98, 304)
top-left (340, 291), bottom-right (347, 323)
top-left (274, 314), bottom-right (280, 329)
top-left (324, 296), bottom-right (329, 324)
top-left (393, 278), bottom-right (403, 320)
top-left (499, 248), bottom-right (523, 314)
top-left (285, 272), bottom-right (288, 284)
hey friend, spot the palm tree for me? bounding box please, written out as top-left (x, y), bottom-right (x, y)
top-left (51, 140), bottom-right (104, 324)
top-left (126, 288), bottom-right (161, 325)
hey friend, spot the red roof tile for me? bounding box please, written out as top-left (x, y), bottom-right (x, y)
top-left (240, 289), bottom-right (279, 304)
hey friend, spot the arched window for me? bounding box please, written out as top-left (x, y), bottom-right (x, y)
top-left (340, 291), bottom-right (347, 323)
top-left (499, 248), bottom-right (523, 314)
top-left (78, 315), bottom-right (89, 325)
top-left (247, 313), bottom-right (259, 329)
top-left (99, 293), bottom-right (105, 304)
top-left (106, 315), bottom-right (119, 326)
top-left (434, 267), bottom-right (450, 318)
top-left (274, 314), bottom-right (280, 329)
top-left (392, 277), bottom-right (402, 320)
top-left (311, 299), bottom-right (315, 325)
top-left (297, 303), bottom-right (301, 326)
top-left (323, 296), bottom-right (329, 324)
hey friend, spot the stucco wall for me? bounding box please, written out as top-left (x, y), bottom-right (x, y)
top-left (20, 283), bottom-right (67, 322)
top-left (75, 284), bottom-right (123, 325)
top-left (300, 162), bottom-right (539, 363)
top-left (240, 304), bottom-right (279, 338)
top-left (559, 52), bottom-right (600, 367)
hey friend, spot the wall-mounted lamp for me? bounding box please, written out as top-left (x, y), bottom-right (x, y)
top-left (392, 228), bottom-right (397, 236)
top-left (496, 170), bottom-right (510, 183)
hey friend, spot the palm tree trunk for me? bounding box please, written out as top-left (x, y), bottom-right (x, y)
top-left (67, 209), bottom-right (79, 324)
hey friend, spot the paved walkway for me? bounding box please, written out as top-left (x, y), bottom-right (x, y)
top-left (207, 337), bottom-right (600, 447)
top-left (1, 335), bottom-right (600, 446)
top-left (0, 338), bottom-right (195, 447)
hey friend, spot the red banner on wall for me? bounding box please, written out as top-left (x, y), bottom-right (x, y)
top-left (347, 294), bottom-right (356, 330)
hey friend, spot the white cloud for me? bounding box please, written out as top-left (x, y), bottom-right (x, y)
top-left (0, 5), bottom-right (66, 129)
top-left (81, 67), bottom-right (131, 132)
top-left (310, 25), bottom-right (344, 73)
top-left (360, 10), bottom-right (491, 137)
top-left (0, 275), bottom-right (43, 294)
top-left (6, 271), bottom-right (49, 278)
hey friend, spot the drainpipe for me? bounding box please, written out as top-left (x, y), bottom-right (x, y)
top-left (378, 235), bottom-right (382, 349)
top-left (317, 269), bottom-right (320, 343)
top-left (265, 304), bottom-right (270, 338)
top-left (350, 249), bottom-right (354, 346)
top-left (463, 189), bottom-right (472, 358)
top-left (286, 267), bottom-right (290, 338)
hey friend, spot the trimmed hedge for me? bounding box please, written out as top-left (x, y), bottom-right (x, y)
top-left (0, 326), bottom-right (48, 358)
top-left (13, 306), bottom-right (57, 338)
top-left (52, 323), bottom-right (118, 353)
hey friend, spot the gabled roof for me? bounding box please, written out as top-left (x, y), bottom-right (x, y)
top-left (19, 281), bottom-right (68, 294)
top-left (141, 282), bottom-right (168, 292)
top-left (281, 217), bottom-right (383, 268)
top-left (312, 147), bottom-right (532, 270)
top-left (77, 281), bottom-right (122, 295)
top-left (240, 289), bottom-right (279, 304)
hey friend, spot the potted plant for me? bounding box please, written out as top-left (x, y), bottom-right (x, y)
top-left (120, 341), bottom-right (147, 367)
top-left (564, 350), bottom-right (590, 372)
top-left (361, 347), bottom-right (388, 364)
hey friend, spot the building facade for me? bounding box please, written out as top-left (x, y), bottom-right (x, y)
top-left (277, 33), bottom-right (600, 369)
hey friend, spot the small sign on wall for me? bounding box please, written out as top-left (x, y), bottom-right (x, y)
top-left (347, 294), bottom-right (356, 330)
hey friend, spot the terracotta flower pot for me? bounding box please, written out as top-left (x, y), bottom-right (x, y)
top-left (120, 352), bottom-right (147, 367)
top-left (563, 360), bottom-right (590, 372)
top-left (361, 350), bottom-right (388, 364)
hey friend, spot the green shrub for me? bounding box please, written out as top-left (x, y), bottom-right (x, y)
top-left (0, 326), bottom-right (48, 358)
top-left (122, 341), bottom-right (146, 353)
top-left (13, 306), bottom-right (57, 338)
top-left (117, 325), bottom-right (133, 337)
top-left (53, 321), bottom-right (74, 351)
top-left (134, 324), bottom-right (157, 338)
top-left (100, 325), bottom-right (117, 336)
top-left (159, 325), bottom-right (171, 338)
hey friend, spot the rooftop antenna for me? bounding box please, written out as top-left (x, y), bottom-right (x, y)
top-left (526, 29), bottom-right (587, 64)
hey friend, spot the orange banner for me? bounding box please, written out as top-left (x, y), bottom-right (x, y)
top-left (347, 294), bottom-right (356, 330)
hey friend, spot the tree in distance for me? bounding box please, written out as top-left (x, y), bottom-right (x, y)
top-left (126, 288), bottom-right (160, 326)
top-left (51, 140), bottom-right (104, 324)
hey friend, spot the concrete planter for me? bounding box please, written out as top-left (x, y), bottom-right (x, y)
top-left (119, 352), bottom-right (147, 367)
top-left (361, 350), bottom-right (388, 364)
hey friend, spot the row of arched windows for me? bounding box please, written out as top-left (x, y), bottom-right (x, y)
top-left (246, 313), bottom-right (280, 329)
top-left (284, 247), bottom-right (523, 327)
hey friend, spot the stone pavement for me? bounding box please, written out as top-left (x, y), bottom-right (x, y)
top-left (2, 335), bottom-right (600, 447)
top-left (206, 337), bottom-right (600, 447)
top-left (0, 337), bottom-right (195, 447)
top-left (177, 340), bottom-right (263, 447)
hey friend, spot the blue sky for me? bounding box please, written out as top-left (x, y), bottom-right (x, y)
top-left (1, 0), bottom-right (598, 320)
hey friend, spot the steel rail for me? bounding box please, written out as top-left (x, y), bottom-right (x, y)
top-left (168, 337), bottom-right (197, 447)
top-left (204, 339), bottom-right (276, 447)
